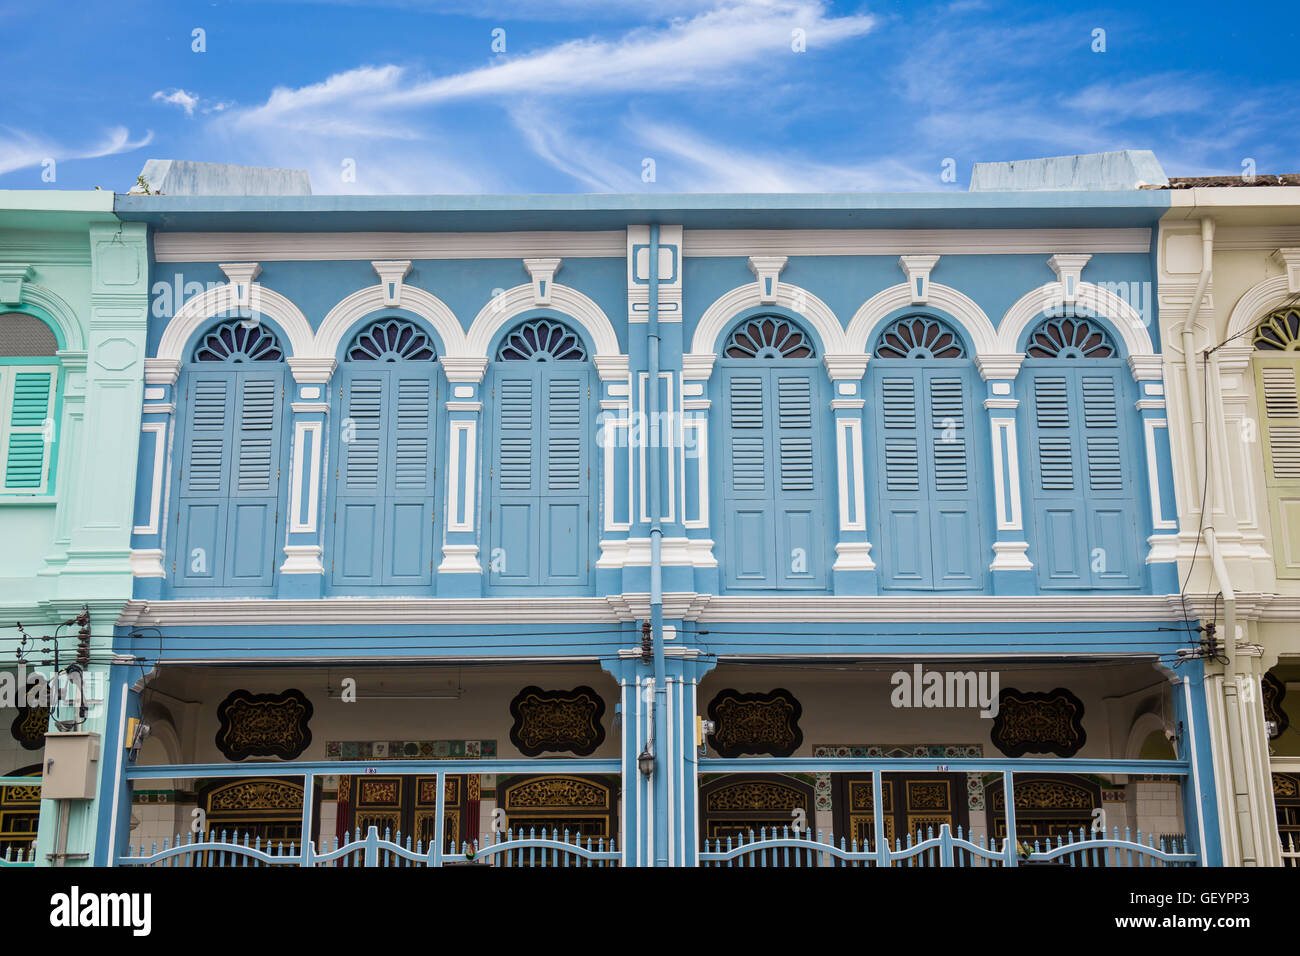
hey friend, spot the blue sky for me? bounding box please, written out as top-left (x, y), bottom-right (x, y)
top-left (1, 0), bottom-right (1295, 194)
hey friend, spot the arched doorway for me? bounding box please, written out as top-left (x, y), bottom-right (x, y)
top-left (698, 774), bottom-right (814, 840)
top-left (498, 774), bottom-right (617, 838)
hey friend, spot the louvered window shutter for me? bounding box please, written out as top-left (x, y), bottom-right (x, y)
top-left (544, 374), bottom-right (583, 493)
top-left (489, 368), bottom-right (539, 586)
top-left (877, 372), bottom-right (927, 586)
top-left (773, 370), bottom-right (823, 587)
top-left (1, 367), bottom-right (57, 493)
top-left (728, 374), bottom-right (767, 496)
top-left (540, 369), bottom-right (589, 585)
top-left (226, 371), bottom-right (283, 587)
top-left (1029, 372), bottom-right (1086, 586)
top-left (1254, 358), bottom-right (1300, 578)
top-left (722, 369), bottom-right (775, 587)
top-left (174, 372), bottom-right (233, 587)
top-left (181, 375), bottom-right (231, 497)
top-left (333, 373), bottom-right (385, 586)
top-left (340, 375), bottom-right (383, 494)
top-left (386, 373), bottom-right (436, 585)
top-left (927, 371), bottom-right (980, 587)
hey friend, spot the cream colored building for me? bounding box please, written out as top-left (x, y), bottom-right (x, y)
top-left (1157, 178), bottom-right (1300, 866)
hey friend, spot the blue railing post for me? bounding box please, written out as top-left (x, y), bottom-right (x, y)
top-left (433, 771), bottom-right (445, 867)
top-left (364, 826), bottom-right (379, 867)
top-left (299, 771), bottom-right (314, 867)
top-left (939, 824), bottom-right (954, 867)
top-left (872, 769), bottom-right (887, 867)
top-left (1003, 772), bottom-right (1018, 867)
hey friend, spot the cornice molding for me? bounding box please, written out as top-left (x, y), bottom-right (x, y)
top-left (681, 228), bottom-right (1151, 257)
top-left (153, 230), bottom-right (627, 262)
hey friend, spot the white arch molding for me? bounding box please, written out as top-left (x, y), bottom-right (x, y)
top-left (315, 284), bottom-right (468, 359)
top-left (846, 281), bottom-right (998, 356)
top-left (1226, 274), bottom-right (1295, 345)
top-left (156, 283), bottom-right (314, 367)
top-left (5, 283), bottom-right (85, 351)
top-left (998, 281), bottom-right (1155, 362)
top-left (690, 281), bottom-right (848, 357)
top-left (466, 283), bottom-right (625, 380)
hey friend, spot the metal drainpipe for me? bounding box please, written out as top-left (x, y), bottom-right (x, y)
top-left (1177, 217), bottom-right (1257, 864)
top-left (647, 223), bottom-right (669, 866)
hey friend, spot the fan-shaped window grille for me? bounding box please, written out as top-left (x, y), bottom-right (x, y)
top-left (496, 318), bottom-right (587, 361)
top-left (724, 316), bottom-right (815, 359)
top-left (0, 313), bottom-right (57, 357)
top-left (346, 319), bottom-right (437, 362)
top-left (873, 315), bottom-right (966, 359)
top-left (1025, 316), bottom-right (1116, 359)
top-left (193, 321), bottom-right (285, 363)
top-left (1253, 307), bottom-right (1300, 351)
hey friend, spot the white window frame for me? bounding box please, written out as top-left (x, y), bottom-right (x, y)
top-left (0, 363), bottom-right (59, 495)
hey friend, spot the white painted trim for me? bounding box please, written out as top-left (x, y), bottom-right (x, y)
top-left (129, 548), bottom-right (165, 578)
top-left (280, 544), bottom-right (325, 574)
top-left (1225, 273), bottom-right (1295, 343)
top-left (447, 420), bottom-right (476, 533)
top-left (316, 283), bottom-right (466, 359)
top-left (437, 543), bottom-right (481, 573)
top-left (132, 421), bottom-right (166, 536)
top-left (997, 279), bottom-right (1155, 364)
top-left (989, 417), bottom-right (1023, 531)
top-left (466, 282), bottom-right (622, 362)
top-left (113, 592), bottom-right (1199, 626)
top-left (152, 231), bottom-right (627, 262)
top-left (1146, 533), bottom-right (1179, 564)
top-left (595, 537), bottom-right (718, 568)
top-left (691, 280), bottom-right (847, 355)
top-left (1143, 418), bottom-right (1178, 531)
top-left (156, 282), bottom-right (314, 364)
top-left (288, 420), bottom-right (322, 534)
top-left (683, 417), bottom-right (709, 530)
top-left (835, 417), bottom-right (866, 532)
top-left (990, 541), bottom-right (1033, 572)
top-left (832, 541), bottom-right (875, 572)
top-left (847, 281), bottom-right (998, 356)
top-left (601, 409), bottom-right (632, 533)
top-left (637, 372), bottom-right (675, 525)
top-left (680, 228), bottom-right (1151, 257)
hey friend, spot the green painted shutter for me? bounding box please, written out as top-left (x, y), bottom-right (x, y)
top-left (2, 368), bottom-right (56, 493)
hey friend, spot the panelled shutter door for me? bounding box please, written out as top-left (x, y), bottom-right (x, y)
top-left (774, 369), bottom-right (823, 587)
top-left (1256, 357), bottom-right (1300, 576)
top-left (877, 370), bottom-right (929, 587)
top-left (386, 372), bottom-right (436, 586)
top-left (175, 373), bottom-right (233, 586)
top-left (2, 368), bottom-right (56, 494)
top-left (927, 370), bottom-right (981, 588)
top-left (540, 368), bottom-right (588, 585)
top-left (1078, 368), bottom-right (1137, 586)
top-left (334, 372), bottom-right (384, 585)
top-left (722, 368), bottom-right (775, 587)
top-left (227, 371), bottom-right (283, 588)
top-left (490, 367), bottom-right (538, 586)
top-left (1029, 371), bottom-right (1087, 587)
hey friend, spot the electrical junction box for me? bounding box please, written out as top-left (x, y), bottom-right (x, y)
top-left (41, 732), bottom-right (100, 799)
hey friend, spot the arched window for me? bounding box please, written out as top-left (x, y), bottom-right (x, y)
top-left (1251, 306), bottom-right (1300, 578)
top-left (171, 320), bottom-right (287, 591)
top-left (869, 315), bottom-right (983, 589)
top-left (486, 317), bottom-right (593, 590)
top-left (1022, 315), bottom-right (1139, 588)
top-left (330, 318), bottom-right (440, 589)
top-left (717, 315), bottom-right (825, 590)
top-left (0, 312), bottom-right (59, 495)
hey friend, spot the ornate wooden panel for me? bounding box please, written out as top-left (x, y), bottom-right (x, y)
top-left (0, 765), bottom-right (40, 856)
top-left (1275, 772), bottom-right (1300, 852)
top-left (698, 775), bottom-right (813, 839)
top-left (9, 706), bottom-right (47, 750)
top-left (215, 689), bottom-right (313, 761)
top-left (1263, 672), bottom-right (1289, 740)
top-left (987, 773), bottom-right (1101, 840)
top-left (508, 686), bottom-right (605, 756)
top-left (833, 773), bottom-right (968, 846)
top-left (199, 777), bottom-right (305, 844)
top-left (500, 774), bottom-right (616, 838)
top-left (990, 687), bottom-right (1086, 758)
top-left (706, 688), bottom-right (803, 758)
top-left (350, 774), bottom-right (467, 846)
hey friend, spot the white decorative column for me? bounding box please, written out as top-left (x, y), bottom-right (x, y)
top-left (976, 353), bottom-right (1035, 589)
top-left (279, 357), bottom-right (336, 595)
top-left (437, 356), bottom-right (489, 594)
top-left (825, 354), bottom-right (873, 592)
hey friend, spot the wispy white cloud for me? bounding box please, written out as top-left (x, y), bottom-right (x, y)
top-left (1065, 75), bottom-right (1211, 119)
top-left (152, 89), bottom-right (200, 116)
top-left (0, 125), bottom-right (153, 177)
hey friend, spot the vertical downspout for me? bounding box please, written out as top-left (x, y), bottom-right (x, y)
top-left (647, 224), bottom-right (669, 866)
top-left (1177, 217), bottom-right (1257, 864)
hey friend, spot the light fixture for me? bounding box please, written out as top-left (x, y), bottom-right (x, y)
top-left (638, 748), bottom-right (655, 779)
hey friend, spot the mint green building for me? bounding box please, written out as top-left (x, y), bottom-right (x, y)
top-left (0, 192), bottom-right (148, 866)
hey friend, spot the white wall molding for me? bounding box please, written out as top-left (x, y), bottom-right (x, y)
top-left (524, 257), bottom-right (561, 305)
top-left (847, 281), bottom-right (998, 356)
top-left (596, 537), bottom-right (718, 569)
top-left (372, 260), bottom-right (412, 305)
top-left (681, 228), bottom-right (1151, 257)
top-left (438, 543), bottom-right (481, 574)
top-left (280, 545), bottom-right (325, 575)
top-left (899, 254), bottom-right (940, 303)
top-left (2, 279), bottom-right (85, 350)
top-left (990, 541), bottom-right (1033, 572)
top-left (132, 421), bottom-right (166, 536)
top-left (129, 549), bottom-right (165, 578)
top-left (152, 231), bottom-right (628, 262)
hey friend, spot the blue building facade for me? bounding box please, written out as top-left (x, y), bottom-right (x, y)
top-left (97, 187), bottom-right (1220, 867)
